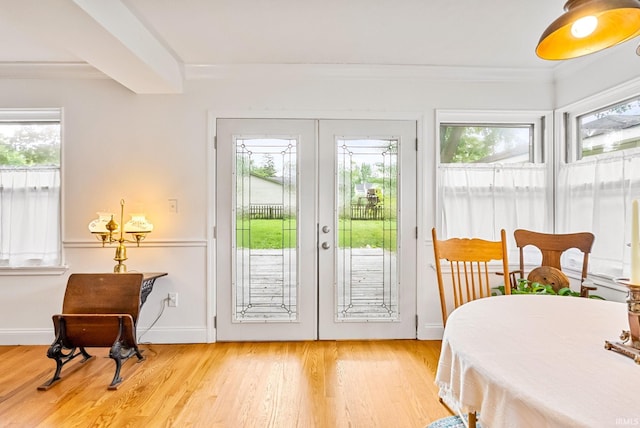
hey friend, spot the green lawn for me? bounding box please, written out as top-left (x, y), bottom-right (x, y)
top-left (338, 219), bottom-right (397, 250)
top-left (236, 218), bottom-right (397, 249)
top-left (236, 218), bottom-right (297, 249)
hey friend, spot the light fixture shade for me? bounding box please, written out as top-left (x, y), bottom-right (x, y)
top-left (536, 0), bottom-right (640, 60)
top-left (88, 212), bottom-right (115, 234)
top-left (124, 213), bottom-right (153, 233)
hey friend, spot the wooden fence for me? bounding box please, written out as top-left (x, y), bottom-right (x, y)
top-left (350, 204), bottom-right (384, 220)
top-left (248, 203), bottom-right (383, 220)
top-left (249, 204), bottom-right (285, 219)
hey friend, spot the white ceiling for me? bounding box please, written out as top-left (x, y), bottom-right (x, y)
top-left (0, 0), bottom-right (634, 93)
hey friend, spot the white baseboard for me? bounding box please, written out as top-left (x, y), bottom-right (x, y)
top-left (0, 327), bottom-right (209, 346)
top-left (418, 323), bottom-right (444, 340)
top-left (3, 326), bottom-right (441, 344)
top-left (136, 327), bottom-right (209, 344)
top-left (0, 329), bottom-right (54, 345)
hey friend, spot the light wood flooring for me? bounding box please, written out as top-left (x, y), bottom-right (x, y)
top-left (0, 340), bottom-right (451, 428)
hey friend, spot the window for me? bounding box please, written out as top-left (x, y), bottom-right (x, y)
top-left (577, 97), bottom-right (640, 159)
top-left (0, 109), bottom-right (61, 269)
top-left (559, 92), bottom-right (640, 278)
top-left (440, 123), bottom-right (533, 164)
top-left (436, 111), bottom-right (552, 252)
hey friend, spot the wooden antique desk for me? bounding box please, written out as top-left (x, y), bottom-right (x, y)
top-left (39, 272), bottom-right (168, 390)
top-left (436, 294), bottom-right (640, 428)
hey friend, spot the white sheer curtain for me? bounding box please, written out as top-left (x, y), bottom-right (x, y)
top-left (557, 149), bottom-right (640, 278)
top-left (0, 168), bottom-right (60, 266)
top-left (439, 163), bottom-right (549, 259)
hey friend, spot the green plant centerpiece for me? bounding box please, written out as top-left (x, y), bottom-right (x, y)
top-left (492, 278), bottom-right (604, 299)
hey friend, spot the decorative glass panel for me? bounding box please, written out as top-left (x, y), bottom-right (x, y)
top-left (234, 138), bottom-right (297, 321)
top-left (336, 138), bottom-right (398, 320)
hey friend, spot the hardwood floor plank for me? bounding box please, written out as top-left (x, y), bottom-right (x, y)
top-left (0, 341), bottom-right (451, 428)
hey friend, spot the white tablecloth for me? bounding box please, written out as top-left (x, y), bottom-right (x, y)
top-left (435, 294), bottom-right (640, 428)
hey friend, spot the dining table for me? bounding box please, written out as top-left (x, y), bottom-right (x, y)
top-left (435, 294), bottom-right (640, 428)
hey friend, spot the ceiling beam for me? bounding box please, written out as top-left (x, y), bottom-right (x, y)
top-left (1, 0), bottom-right (183, 94)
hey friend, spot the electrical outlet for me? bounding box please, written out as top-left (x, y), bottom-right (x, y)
top-left (168, 198), bottom-right (178, 213)
top-left (168, 292), bottom-right (178, 307)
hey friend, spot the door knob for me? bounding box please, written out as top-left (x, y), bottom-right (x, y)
top-left (321, 242), bottom-right (330, 250)
top-left (322, 225), bottom-right (331, 233)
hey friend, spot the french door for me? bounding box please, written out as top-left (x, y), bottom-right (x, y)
top-left (215, 118), bottom-right (416, 341)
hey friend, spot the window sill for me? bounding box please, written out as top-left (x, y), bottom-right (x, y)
top-left (585, 272), bottom-right (628, 292)
top-left (0, 265), bottom-right (69, 276)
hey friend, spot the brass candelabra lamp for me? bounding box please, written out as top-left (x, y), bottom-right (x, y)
top-left (606, 199), bottom-right (640, 363)
top-left (606, 279), bottom-right (640, 364)
top-left (88, 199), bottom-right (153, 273)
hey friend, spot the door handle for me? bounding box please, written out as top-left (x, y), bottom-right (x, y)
top-left (322, 225), bottom-right (331, 233)
top-left (321, 242), bottom-right (330, 250)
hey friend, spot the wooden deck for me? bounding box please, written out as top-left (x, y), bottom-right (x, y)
top-left (336, 248), bottom-right (398, 319)
top-left (235, 248), bottom-right (397, 321)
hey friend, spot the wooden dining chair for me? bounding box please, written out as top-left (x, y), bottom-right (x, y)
top-left (432, 228), bottom-right (510, 428)
top-left (512, 229), bottom-right (596, 297)
top-left (432, 228), bottom-right (511, 327)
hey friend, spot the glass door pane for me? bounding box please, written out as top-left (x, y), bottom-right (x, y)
top-left (234, 138), bottom-right (298, 321)
top-left (336, 138), bottom-right (398, 320)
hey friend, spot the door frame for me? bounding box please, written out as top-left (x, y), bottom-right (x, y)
top-left (207, 110), bottom-right (427, 343)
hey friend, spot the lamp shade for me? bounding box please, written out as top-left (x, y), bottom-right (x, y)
top-left (536, 0), bottom-right (640, 60)
top-left (124, 213), bottom-right (153, 234)
top-left (88, 212), bottom-right (115, 234)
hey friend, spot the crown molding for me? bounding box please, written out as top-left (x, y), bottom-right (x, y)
top-left (184, 63), bottom-right (555, 83)
top-left (0, 62), bottom-right (108, 79)
top-left (0, 61), bottom-right (558, 85)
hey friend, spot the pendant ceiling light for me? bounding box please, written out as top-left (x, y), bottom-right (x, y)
top-left (536, 0), bottom-right (640, 60)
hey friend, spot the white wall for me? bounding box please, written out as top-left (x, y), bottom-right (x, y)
top-left (0, 66), bottom-right (570, 344)
top-left (555, 42), bottom-right (640, 108)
